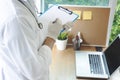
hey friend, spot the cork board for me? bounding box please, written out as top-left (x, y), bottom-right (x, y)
top-left (64, 6), bottom-right (110, 47)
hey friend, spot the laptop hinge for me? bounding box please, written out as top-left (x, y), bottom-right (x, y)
top-left (95, 46), bottom-right (103, 52)
top-left (102, 54), bottom-right (110, 76)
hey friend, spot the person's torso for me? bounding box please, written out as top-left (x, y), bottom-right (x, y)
top-left (0, 0), bottom-right (48, 80)
top-left (0, 0), bottom-right (48, 48)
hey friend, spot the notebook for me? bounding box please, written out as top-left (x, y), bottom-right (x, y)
top-left (75, 34), bottom-right (120, 79)
top-left (38, 5), bottom-right (78, 27)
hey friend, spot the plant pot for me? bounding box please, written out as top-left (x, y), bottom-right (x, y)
top-left (56, 38), bottom-right (68, 50)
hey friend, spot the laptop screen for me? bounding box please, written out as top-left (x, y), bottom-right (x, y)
top-left (104, 35), bottom-right (120, 75)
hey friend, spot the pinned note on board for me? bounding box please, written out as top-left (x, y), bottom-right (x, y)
top-left (83, 11), bottom-right (92, 20)
top-left (73, 11), bottom-right (81, 19)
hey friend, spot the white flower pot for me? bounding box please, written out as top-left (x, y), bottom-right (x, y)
top-left (56, 39), bottom-right (68, 50)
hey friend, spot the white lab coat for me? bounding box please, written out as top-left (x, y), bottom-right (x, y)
top-left (0, 0), bottom-right (51, 80)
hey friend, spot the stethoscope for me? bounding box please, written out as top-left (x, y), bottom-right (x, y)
top-left (18, 0), bottom-right (43, 29)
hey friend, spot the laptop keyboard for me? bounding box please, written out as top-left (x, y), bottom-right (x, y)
top-left (88, 54), bottom-right (103, 74)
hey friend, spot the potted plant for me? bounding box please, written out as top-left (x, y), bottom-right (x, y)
top-left (56, 32), bottom-right (68, 50)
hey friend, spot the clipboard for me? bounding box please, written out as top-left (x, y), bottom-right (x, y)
top-left (38, 5), bottom-right (79, 27)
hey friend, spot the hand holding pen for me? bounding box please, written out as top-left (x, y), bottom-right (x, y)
top-left (59, 21), bottom-right (73, 35)
top-left (47, 18), bottom-right (73, 40)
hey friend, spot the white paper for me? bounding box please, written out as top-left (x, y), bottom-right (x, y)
top-left (38, 5), bottom-right (78, 27)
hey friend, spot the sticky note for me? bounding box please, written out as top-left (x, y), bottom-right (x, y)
top-left (83, 11), bottom-right (92, 20)
top-left (73, 11), bottom-right (81, 19)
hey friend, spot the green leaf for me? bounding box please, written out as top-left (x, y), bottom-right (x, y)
top-left (57, 32), bottom-right (68, 40)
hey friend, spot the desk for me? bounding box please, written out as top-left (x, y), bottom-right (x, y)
top-left (49, 45), bottom-right (106, 80)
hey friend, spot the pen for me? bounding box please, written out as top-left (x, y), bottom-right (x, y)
top-left (59, 28), bottom-right (66, 35)
top-left (60, 28), bottom-right (66, 33)
top-left (59, 27), bottom-right (72, 35)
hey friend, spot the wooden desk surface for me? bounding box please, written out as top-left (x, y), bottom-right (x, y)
top-left (49, 45), bottom-right (106, 80)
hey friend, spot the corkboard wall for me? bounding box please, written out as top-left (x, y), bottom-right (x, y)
top-left (64, 6), bottom-right (110, 47)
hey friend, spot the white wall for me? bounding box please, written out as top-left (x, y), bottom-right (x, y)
top-left (106, 0), bottom-right (117, 46)
top-left (35, 0), bottom-right (44, 14)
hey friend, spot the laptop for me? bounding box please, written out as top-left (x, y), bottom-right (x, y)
top-left (75, 34), bottom-right (120, 79)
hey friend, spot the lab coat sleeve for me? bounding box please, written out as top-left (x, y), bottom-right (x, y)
top-left (38, 45), bottom-right (52, 66)
top-left (1, 16), bottom-right (52, 80)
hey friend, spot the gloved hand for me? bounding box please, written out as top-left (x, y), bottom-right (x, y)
top-left (63, 22), bottom-right (73, 32)
top-left (47, 18), bottom-right (62, 40)
top-left (47, 18), bottom-right (73, 40)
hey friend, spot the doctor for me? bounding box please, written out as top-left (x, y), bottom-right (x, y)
top-left (0, 0), bottom-right (72, 80)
